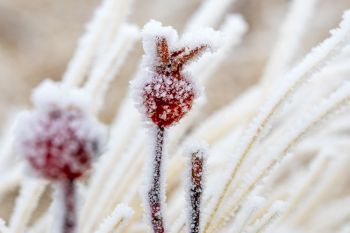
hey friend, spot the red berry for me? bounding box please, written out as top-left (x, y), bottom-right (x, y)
top-left (142, 75), bottom-right (195, 128)
top-left (19, 107), bottom-right (101, 181)
top-left (139, 36), bottom-right (210, 128)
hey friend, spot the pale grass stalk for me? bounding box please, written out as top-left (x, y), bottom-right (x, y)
top-left (287, 151), bottom-right (350, 225)
top-left (281, 152), bottom-right (333, 220)
top-left (246, 201), bottom-right (286, 233)
top-left (261, 0), bottom-right (319, 88)
top-left (84, 24), bottom-right (140, 112)
top-left (94, 1), bottom-right (134, 60)
top-left (185, 0), bottom-right (238, 31)
top-left (207, 127), bottom-right (243, 168)
top-left (81, 131), bottom-right (145, 233)
top-left (111, 148), bottom-right (144, 203)
top-left (192, 86), bottom-right (260, 144)
top-left (203, 12), bottom-right (350, 233)
top-left (189, 14), bottom-right (247, 85)
top-left (0, 219), bottom-right (9, 233)
top-left (306, 198), bottom-right (350, 232)
top-left (63, 0), bottom-right (132, 86)
top-left (227, 196), bottom-right (265, 233)
top-left (0, 165), bottom-right (23, 202)
top-left (0, 114), bottom-right (19, 173)
top-left (95, 204), bottom-right (134, 233)
top-left (27, 212), bottom-right (49, 233)
top-left (209, 82), bottom-right (350, 231)
top-left (127, 222), bottom-right (149, 233)
top-left (9, 178), bottom-right (47, 233)
top-left (79, 96), bottom-right (140, 224)
top-left (170, 213), bottom-right (186, 233)
top-left (337, 223), bottom-right (350, 233)
top-left (167, 189), bottom-right (185, 226)
top-left (120, 170), bottom-right (142, 204)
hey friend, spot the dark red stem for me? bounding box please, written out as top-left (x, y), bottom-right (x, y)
top-left (148, 126), bottom-right (165, 233)
top-left (190, 152), bottom-right (204, 233)
top-left (62, 179), bottom-right (76, 233)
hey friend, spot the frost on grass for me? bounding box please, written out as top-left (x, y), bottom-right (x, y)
top-left (15, 80), bottom-right (106, 180)
top-left (95, 203), bottom-right (134, 233)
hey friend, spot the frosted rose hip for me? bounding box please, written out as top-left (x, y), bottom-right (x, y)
top-left (16, 80), bottom-right (106, 181)
top-left (139, 35), bottom-right (210, 128)
top-left (21, 108), bottom-right (99, 180)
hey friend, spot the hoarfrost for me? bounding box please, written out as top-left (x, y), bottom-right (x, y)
top-left (95, 203), bottom-right (134, 233)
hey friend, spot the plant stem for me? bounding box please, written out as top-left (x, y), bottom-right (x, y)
top-left (189, 152), bottom-right (204, 233)
top-left (61, 179), bottom-right (76, 233)
top-left (148, 126), bottom-right (165, 233)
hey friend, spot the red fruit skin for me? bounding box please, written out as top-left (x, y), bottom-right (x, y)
top-left (142, 75), bottom-right (195, 128)
top-left (22, 108), bottom-right (98, 181)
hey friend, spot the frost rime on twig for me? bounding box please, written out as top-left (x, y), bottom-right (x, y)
top-left (63, 180), bottom-right (76, 233)
top-left (148, 127), bottom-right (166, 233)
top-left (186, 145), bottom-right (208, 233)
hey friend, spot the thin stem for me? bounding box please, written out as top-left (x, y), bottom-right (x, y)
top-left (189, 152), bottom-right (204, 233)
top-left (62, 179), bottom-right (76, 233)
top-left (148, 126), bottom-right (165, 233)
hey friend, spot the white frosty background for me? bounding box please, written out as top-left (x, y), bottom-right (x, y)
top-left (1, 0), bottom-right (348, 124)
top-left (1, 0), bottom-right (350, 233)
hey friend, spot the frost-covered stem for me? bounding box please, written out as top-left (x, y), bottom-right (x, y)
top-left (148, 126), bottom-right (165, 233)
top-left (60, 179), bottom-right (76, 233)
top-left (188, 151), bottom-right (205, 233)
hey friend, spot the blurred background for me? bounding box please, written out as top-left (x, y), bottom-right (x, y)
top-left (1, 0), bottom-right (350, 230)
top-left (1, 0), bottom-right (349, 128)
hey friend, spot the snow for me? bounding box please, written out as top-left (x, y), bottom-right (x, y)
top-left (180, 27), bottom-right (222, 54)
top-left (183, 139), bottom-right (209, 160)
top-left (32, 80), bottom-right (91, 114)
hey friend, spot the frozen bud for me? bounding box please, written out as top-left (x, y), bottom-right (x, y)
top-left (15, 80), bottom-right (106, 181)
top-left (134, 20), bottom-right (221, 128)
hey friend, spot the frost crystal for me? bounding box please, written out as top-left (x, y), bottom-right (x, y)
top-left (15, 80), bottom-right (106, 181)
